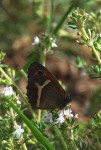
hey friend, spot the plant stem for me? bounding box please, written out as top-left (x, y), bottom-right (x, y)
top-left (0, 66), bottom-right (34, 117)
top-left (20, 69), bottom-right (27, 79)
top-left (37, 109), bottom-right (41, 122)
top-left (9, 138), bottom-right (15, 150)
top-left (81, 27), bottom-right (89, 40)
top-left (10, 105), bottom-right (28, 150)
top-left (0, 67), bottom-right (12, 82)
top-left (46, 0), bottom-right (53, 32)
top-left (10, 107), bottom-right (17, 126)
top-left (69, 127), bottom-right (78, 150)
top-left (81, 27), bottom-right (101, 65)
top-left (3, 96), bottom-right (54, 150)
top-left (53, 126), bottom-right (69, 150)
top-left (22, 142), bottom-right (28, 150)
top-left (53, 0), bottom-right (77, 35)
top-left (92, 45), bottom-right (101, 65)
top-left (37, 49), bottom-right (46, 122)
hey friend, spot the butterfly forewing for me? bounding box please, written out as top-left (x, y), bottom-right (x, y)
top-left (27, 62), bottom-right (71, 109)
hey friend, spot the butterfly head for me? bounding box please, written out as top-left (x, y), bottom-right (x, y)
top-left (63, 95), bottom-right (72, 107)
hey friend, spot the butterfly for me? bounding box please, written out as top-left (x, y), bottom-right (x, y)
top-left (26, 62), bottom-right (72, 109)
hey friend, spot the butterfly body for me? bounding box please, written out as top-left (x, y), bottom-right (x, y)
top-left (27, 62), bottom-right (71, 109)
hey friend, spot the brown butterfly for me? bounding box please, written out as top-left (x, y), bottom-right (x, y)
top-left (26, 62), bottom-right (72, 109)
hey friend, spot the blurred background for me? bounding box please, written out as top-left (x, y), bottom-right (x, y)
top-left (0, 0), bottom-right (101, 122)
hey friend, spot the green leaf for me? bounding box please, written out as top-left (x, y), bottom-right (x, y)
top-left (67, 22), bottom-right (78, 29)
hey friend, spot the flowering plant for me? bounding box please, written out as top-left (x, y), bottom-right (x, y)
top-left (0, 1), bottom-right (101, 150)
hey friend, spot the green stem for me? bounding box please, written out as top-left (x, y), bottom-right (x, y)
top-left (22, 143), bottom-right (28, 150)
top-left (46, 0), bottom-right (53, 32)
top-left (10, 107), bottom-right (17, 126)
top-left (81, 27), bottom-right (89, 40)
top-left (9, 138), bottom-right (15, 150)
top-left (10, 108), bottom-right (28, 150)
top-left (20, 69), bottom-right (27, 79)
top-left (53, 0), bottom-right (77, 35)
top-left (37, 48), bottom-right (46, 122)
top-left (81, 27), bottom-right (101, 65)
top-left (42, 0), bottom-right (46, 16)
top-left (69, 128), bottom-right (78, 150)
top-left (43, 48), bottom-right (46, 66)
top-left (92, 45), bottom-right (101, 65)
top-left (3, 96), bottom-right (54, 150)
top-left (0, 67), bottom-right (34, 117)
top-left (0, 67), bottom-right (12, 82)
top-left (53, 126), bottom-right (69, 150)
top-left (37, 109), bottom-right (41, 122)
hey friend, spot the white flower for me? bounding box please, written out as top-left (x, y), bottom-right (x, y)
top-left (15, 95), bottom-right (21, 105)
top-left (76, 40), bottom-right (79, 43)
top-left (85, 13), bottom-right (89, 17)
top-left (44, 113), bottom-right (53, 123)
top-left (99, 33), bottom-right (101, 37)
top-left (55, 108), bottom-right (78, 124)
top-left (52, 42), bottom-right (57, 47)
top-left (63, 109), bottom-right (74, 118)
top-left (80, 69), bottom-right (86, 77)
top-left (50, 37), bottom-right (57, 47)
top-left (3, 86), bottom-right (14, 96)
top-left (14, 125), bottom-right (24, 139)
top-left (51, 39), bottom-right (57, 47)
top-left (74, 114), bottom-right (78, 118)
top-left (32, 36), bottom-right (40, 45)
top-left (55, 113), bottom-right (65, 124)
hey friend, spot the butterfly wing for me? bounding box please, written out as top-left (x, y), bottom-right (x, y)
top-left (27, 62), bottom-right (69, 109)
